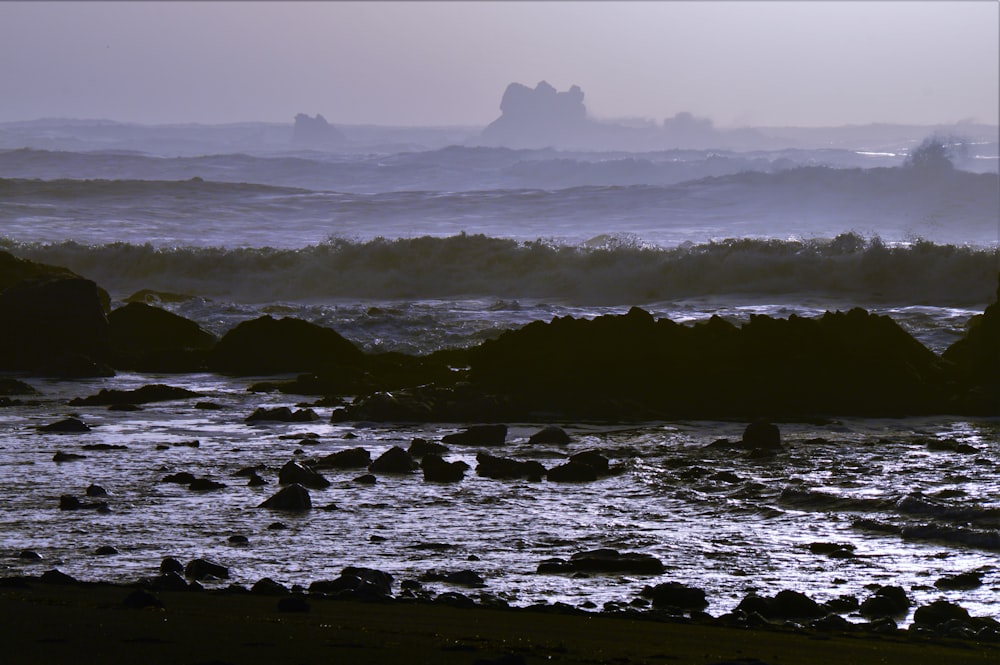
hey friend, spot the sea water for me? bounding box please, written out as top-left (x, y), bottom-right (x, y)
top-left (0, 138), bottom-right (998, 623)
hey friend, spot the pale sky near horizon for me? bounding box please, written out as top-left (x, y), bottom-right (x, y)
top-left (1, 1), bottom-right (997, 128)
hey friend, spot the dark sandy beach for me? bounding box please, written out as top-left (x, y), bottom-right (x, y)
top-left (2, 578), bottom-right (998, 665)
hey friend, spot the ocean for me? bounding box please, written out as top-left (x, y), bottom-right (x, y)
top-left (1, 125), bottom-right (998, 622)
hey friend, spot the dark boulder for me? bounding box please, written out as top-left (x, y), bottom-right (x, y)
top-left (0, 275), bottom-right (112, 374)
top-left (640, 582), bottom-right (708, 611)
top-left (310, 566), bottom-right (393, 599)
top-left (442, 424), bottom-right (507, 446)
top-left (314, 447), bottom-right (371, 469)
top-left (742, 421), bottom-right (781, 449)
top-left (251, 577), bottom-right (289, 595)
top-left (546, 460), bottom-right (599, 483)
top-left (184, 558), bottom-right (229, 581)
top-left (58, 495), bottom-right (108, 511)
top-left (421, 453), bottom-right (469, 483)
top-left (934, 571), bottom-right (983, 590)
top-left (408, 437), bottom-right (448, 458)
top-left (209, 315), bottom-right (363, 376)
top-left (859, 586), bottom-right (910, 619)
top-left (475, 452), bottom-right (546, 480)
top-left (52, 451), bottom-right (85, 462)
top-left (188, 478), bottom-right (226, 491)
top-left (528, 426), bottom-right (571, 445)
top-left (277, 460), bottom-right (330, 489)
top-left (38, 417), bottom-right (91, 433)
top-left (913, 600), bottom-right (972, 628)
top-left (108, 302), bottom-right (216, 371)
top-left (369, 446), bottom-right (418, 474)
top-left (160, 557), bottom-right (184, 575)
top-left (258, 483), bottom-right (312, 511)
top-left (0, 378), bottom-right (36, 396)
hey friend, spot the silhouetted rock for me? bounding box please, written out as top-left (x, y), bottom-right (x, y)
top-left (421, 453), bottom-right (469, 482)
top-left (209, 315), bottom-right (363, 376)
top-left (859, 585), bottom-right (911, 619)
top-left (69, 384), bottom-right (200, 406)
top-left (0, 378), bottom-right (36, 396)
top-left (160, 557), bottom-right (184, 575)
top-left (943, 273), bottom-right (1000, 411)
top-left (188, 478), bottom-right (226, 491)
top-left (546, 460), bottom-right (599, 483)
top-left (913, 600), bottom-right (972, 628)
top-left (314, 447), bottom-right (371, 469)
top-left (475, 453), bottom-right (546, 481)
top-left (742, 421), bottom-right (781, 449)
top-left (277, 460), bottom-right (330, 489)
top-left (40, 417), bottom-right (90, 433)
top-left (58, 495), bottom-right (108, 512)
top-left (184, 558), bottom-right (229, 581)
top-left (481, 81), bottom-right (588, 149)
top-left (251, 577), bottom-right (289, 595)
top-left (934, 571), bottom-right (983, 590)
top-left (108, 302), bottom-right (216, 371)
top-left (528, 426), bottom-right (570, 445)
top-left (408, 437), bottom-right (448, 458)
top-left (291, 113), bottom-right (345, 149)
top-left (258, 483), bottom-right (312, 511)
top-left (310, 566), bottom-right (393, 599)
top-left (369, 446), bottom-right (418, 474)
top-left (442, 424), bottom-right (507, 446)
top-left (0, 274), bottom-right (112, 375)
top-left (469, 306), bottom-right (947, 418)
top-left (640, 582), bottom-right (709, 611)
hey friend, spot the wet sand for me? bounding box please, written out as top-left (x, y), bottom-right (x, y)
top-left (1, 579), bottom-right (997, 665)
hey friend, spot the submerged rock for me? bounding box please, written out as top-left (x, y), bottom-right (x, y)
top-left (38, 417), bottom-right (91, 433)
top-left (69, 384), bottom-right (200, 406)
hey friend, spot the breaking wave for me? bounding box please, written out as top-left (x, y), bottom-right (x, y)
top-left (3, 232), bottom-right (996, 305)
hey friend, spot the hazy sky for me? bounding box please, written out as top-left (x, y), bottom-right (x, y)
top-left (1, 1), bottom-right (997, 128)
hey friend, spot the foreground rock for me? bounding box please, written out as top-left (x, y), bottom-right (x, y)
top-left (0, 273), bottom-right (112, 376)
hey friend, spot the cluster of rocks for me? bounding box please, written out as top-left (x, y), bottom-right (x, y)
top-left (6, 565), bottom-right (998, 643)
top-left (1, 251), bottom-right (996, 419)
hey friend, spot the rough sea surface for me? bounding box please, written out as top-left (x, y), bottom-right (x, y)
top-left (0, 127), bottom-right (998, 622)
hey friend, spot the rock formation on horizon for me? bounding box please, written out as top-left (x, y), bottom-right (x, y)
top-left (480, 81), bottom-right (592, 148)
top-left (478, 81), bottom-right (766, 150)
top-left (291, 113), bottom-right (345, 149)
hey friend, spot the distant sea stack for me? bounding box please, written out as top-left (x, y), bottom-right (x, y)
top-left (478, 81), bottom-right (766, 151)
top-left (480, 81), bottom-right (591, 149)
top-left (291, 113), bottom-right (345, 149)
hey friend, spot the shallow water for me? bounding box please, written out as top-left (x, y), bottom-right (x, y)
top-left (1, 371), bottom-right (997, 623)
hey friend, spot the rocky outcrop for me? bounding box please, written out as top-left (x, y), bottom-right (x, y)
top-left (209, 315), bottom-right (363, 376)
top-left (943, 273), bottom-right (999, 412)
top-left (108, 302), bottom-right (216, 372)
top-left (469, 306), bottom-right (949, 418)
top-left (291, 113), bottom-right (345, 149)
top-left (481, 81), bottom-right (589, 149)
top-left (0, 275), bottom-right (112, 375)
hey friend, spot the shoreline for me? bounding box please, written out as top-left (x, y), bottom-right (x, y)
top-left (2, 576), bottom-right (998, 665)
